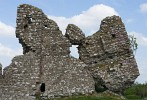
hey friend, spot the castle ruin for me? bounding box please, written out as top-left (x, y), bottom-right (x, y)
top-left (0, 4), bottom-right (139, 100)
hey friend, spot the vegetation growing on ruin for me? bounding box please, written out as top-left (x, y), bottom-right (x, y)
top-left (129, 34), bottom-right (138, 54)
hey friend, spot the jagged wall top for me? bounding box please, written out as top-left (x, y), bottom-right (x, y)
top-left (65, 24), bottom-right (85, 45)
top-left (16, 4), bottom-right (70, 55)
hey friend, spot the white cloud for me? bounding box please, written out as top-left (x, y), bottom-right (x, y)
top-left (48, 4), bottom-right (118, 36)
top-left (0, 21), bottom-right (15, 36)
top-left (0, 43), bottom-right (22, 67)
top-left (129, 32), bottom-right (147, 47)
top-left (0, 21), bottom-right (21, 67)
top-left (140, 3), bottom-right (147, 13)
top-left (0, 43), bottom-right (22, 57)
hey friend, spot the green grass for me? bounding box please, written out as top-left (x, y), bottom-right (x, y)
top-left (48, 96), bottom-right (123, 100)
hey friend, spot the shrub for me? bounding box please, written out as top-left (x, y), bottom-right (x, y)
top-left (124, 82), bottom-right (147, 99)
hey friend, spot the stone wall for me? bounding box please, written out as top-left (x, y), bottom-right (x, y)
top-left (78, 16), bottom-right (139, 93)
top-left (0, 4), bottom-right (94, 100)
top-left (0, 63), bottom-right (2, 77)
top-left (0, 4), bottom-right (139, 100)
top-left (0, 63), bottom-right (3, 98)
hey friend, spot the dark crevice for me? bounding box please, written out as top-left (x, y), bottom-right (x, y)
top-left (108, 55), bottom-right (113, 59)
top-left (94, 61), bottom-right (97, 63)
top-left (28, 18), bottom-right (32, 24)
top-left (120, 63), bottom-right (123, 66)
top-left (111, 34), bottom-right (116, 38)
top-left (94, 82), bottom-right (108, 93)
top-left (85, 42), bottom-right (89, 45)
top-left (24, 24), bottom-right (28, 29)
top-left (26, 15), bottom-right (33, 24)
top-left (44, 25), bottom-right (48, 28)
top-left (24, 15), bottom-right (33, 29)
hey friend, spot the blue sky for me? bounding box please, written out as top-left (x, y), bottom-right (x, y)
top-left (0, 0), bottom-right (147, 83)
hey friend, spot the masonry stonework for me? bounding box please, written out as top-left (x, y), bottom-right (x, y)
top-left (0, 4), bottom-right (139, 100)
top-left (0, 63), bottom-right (2, 77)
top-left (78, 16), bottom-right (139, 93)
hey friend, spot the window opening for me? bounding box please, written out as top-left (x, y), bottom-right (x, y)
top-left (70, 45), bottom-right (79, 58)
top-left (40, 83), bottom-right (45, 92)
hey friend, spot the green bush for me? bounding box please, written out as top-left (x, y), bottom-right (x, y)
top-left (123, 86), bottom-right (136, 95)
top-left (124, 82), bottom-right (147, 99)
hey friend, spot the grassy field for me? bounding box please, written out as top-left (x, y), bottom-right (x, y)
top-left (53, 96), bottom-right (123, 100)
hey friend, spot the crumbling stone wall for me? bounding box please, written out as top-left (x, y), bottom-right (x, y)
top-left (0, 4), bottom-right (94, 100)
top-left (0, 63), bottom-right (3, 98)
top-left (0, 63), bottom-right (2, 77)
top-left (77, 16), bottom-right (140, 93)
top-left (0, 4), bottom-right (139, 100)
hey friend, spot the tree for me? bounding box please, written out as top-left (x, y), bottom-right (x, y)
top-left (129, 34), bottom-right (138, 54)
